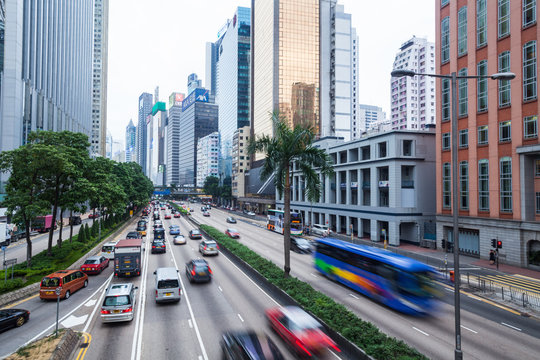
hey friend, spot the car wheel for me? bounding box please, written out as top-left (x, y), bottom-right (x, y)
top-left (84, 280), bottom-right (88, 288)
top-left (64, 290), bottom-right (71, 299)
top-left (15, 316), bottom-right (25, 327)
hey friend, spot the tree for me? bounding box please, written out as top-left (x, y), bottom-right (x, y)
top-left (203, 176), bottom-right (220, 199)
top-left (77, 224), bottom-right (86, 242)
top-left (248, 112), bottom-right (334, 277)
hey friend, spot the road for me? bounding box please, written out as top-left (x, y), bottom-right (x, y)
top-left (190, 206), bottom-right (540, 360)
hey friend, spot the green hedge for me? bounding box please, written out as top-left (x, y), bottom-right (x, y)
top-left (169, 202), bottom-right (190, 215)
top-left (0, 214), bottom-right (131, 295)
top-left (200, 224), bottom-right (426, 360)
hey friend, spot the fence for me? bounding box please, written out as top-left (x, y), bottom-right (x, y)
top-left (465, 273), bottom-right (540, 311)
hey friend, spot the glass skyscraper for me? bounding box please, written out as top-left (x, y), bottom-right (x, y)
top-left (125, 120), bottom-right (136, 163)
top-left (136, 92), bottom-right (153, 175)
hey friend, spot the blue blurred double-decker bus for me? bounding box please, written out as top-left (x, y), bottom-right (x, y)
top-left (314, 238), bottom-right (442, 315)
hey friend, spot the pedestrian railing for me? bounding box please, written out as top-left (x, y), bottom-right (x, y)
top-left (465, 273), bottom-right (540, 311)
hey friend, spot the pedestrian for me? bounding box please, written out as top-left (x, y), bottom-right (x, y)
top-left (489, 250), bottom-right (495, 265)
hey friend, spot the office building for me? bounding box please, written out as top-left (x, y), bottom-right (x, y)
top-left (105, 131), bottom-right (113, 159)
top-left (196, 132), bottom-right (220, 187)
top-left (436, 0), bottom-right (540, 267)
top-left (178, 86), bottom-right (218, 188)
top-left (357, 104), bottom-right (387, 136)
top-left (207, 7), bottom-right (251, 179)
top-left (390, 36), bottom-right (435, 131)
top-left (146, 102), bottom-right (166, 185)
top-left (282, 130), bottom-right (436, 245)
top-left (187, 74), bottom-right (202, 95)
top-left (125, 120), bottom-right (136, 162)
top-left (91, 0), bottom-right (109, 157)
top-left (136, 92), bottom-right (153, 174)
top-left (231, 126), bottom-right (251, 207)
top-left (166, 101), bottom-right (182, 186)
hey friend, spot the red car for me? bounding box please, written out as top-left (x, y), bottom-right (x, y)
top-left (80, 255), bottom-right (109, 275)
top-left (164, 213), bottom-right (172, 219)
top-left (265, 306), bottom-right (340, 358)
top-left (225, 228), bottom-right (240, 238)
top-left (88, 212), bottom-right (100, 219)
top-left (173, 212), bottom-right (181, 218)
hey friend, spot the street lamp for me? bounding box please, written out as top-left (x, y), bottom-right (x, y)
top-left (391, 69), bottom-right (515, 360)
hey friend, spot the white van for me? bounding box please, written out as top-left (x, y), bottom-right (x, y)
top-left (311, 224), bottom-right (330, 237)
top-left (154, 267), bottom-right (181, 303)
top-left (101, 242), bottom-right (117, 259)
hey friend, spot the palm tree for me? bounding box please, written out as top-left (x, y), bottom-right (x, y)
top-left (248, 112), bottom-right (334, 277)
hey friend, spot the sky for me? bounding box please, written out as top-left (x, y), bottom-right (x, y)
top-left (107, 0), bottom-right (435, 147)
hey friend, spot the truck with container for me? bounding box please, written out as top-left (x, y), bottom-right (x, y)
top-left (32, 215), bottom-right (57, 233)
top-left (0, 223), bottom-right (10, 247)
top-left (114, 239), bottom-right (143, 277)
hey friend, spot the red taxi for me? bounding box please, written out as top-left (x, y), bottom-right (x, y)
top-left (80, 255), bottom-right (109, 275)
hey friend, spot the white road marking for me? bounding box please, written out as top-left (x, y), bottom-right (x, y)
top-left (83, 275), bottom-right (112, 333)
top-left (237, 314), bottom-right (244, 322)
top-left (61, 314), bottom-right (88, 328)
top-left (188, 319), bottom-right (193, 328)
top-left (348, 294), bottom-right (359, 300)
top-left (132, 235), bottom-right (150, 360)
top-left (412, 327), bottom-right (430, 336)
top-left (461, 325), bottom-right (478, 334)
top-left (445, 288), bottom-right (454, 292)
top-left (310, 273), bottom-right (318, 278)
top-left (218, 286), bottom-right (223, 292)
top-left (501, 322), bottom-right (522, 332)
top-left (84, 299), bottom-right (97, 307)
top-left (467, 295), bottom-right (482, 301)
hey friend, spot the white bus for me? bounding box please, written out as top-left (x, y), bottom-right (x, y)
top-left (266, 209), bottom-right (303, 236)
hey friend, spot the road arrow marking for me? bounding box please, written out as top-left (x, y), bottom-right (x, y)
top-left (61, 314), bottom-right (88, 328)
top-left (85, 299), bottom-right (97, 307)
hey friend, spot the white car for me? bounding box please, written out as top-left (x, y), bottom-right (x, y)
top-left (199, 240), bottom-right (219, 256)
top-left (173, 235), bottom-right (186, 245)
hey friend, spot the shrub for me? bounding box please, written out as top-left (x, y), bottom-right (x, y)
top-left (77, 225), bottom-right (86, 242)
top-left (84, 223), bottom-right (91, 240)
top-left (0, 278), bottom-right (24, 293)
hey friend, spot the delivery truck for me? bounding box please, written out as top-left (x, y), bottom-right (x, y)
top-left (32, 215), bottom-right (57, 233)
top-left (114, 238), bottom-right (143, 277)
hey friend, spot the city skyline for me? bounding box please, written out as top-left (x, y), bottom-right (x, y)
top-left (107, 0), bottom-right (434, 147)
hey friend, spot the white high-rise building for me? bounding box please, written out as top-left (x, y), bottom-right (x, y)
top-left (196, 132), bottom-right (220, 188)
top-left (390, 36), bottom-right (435, 130)
top-left (356, 104), bottom-right (387, 136)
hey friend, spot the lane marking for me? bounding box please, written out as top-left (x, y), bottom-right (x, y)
top-left (82, 276), bottom-right (112, 333)
top-left (460, 325), bottom-right (478, 334)
top-left (310, 273), bottom-right (318, 278)
top-left (3, 294), bottom-right (39, 309)
top-left (412, 327), bottom-right (429, 336)
top-left (84, 299), bottom-right (97, 307)
top-left (348, 294), bottom-right (359, 300)
top-left (61, 314), bottom-right (88, 328)
top-left (75, 332), bottom-right (92, 360)
top-left (188, 319), bottom-right (193, 328)
top-left (218, 286), bottom-right (223, 292)
top-left (131, 234), bottom-right (150, 360)
top-left (501, 322), bottom-right (522, 332)
top-left (237, 313), bottom-right (244, 322)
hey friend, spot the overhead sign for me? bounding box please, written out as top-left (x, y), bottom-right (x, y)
top-left (182, 88), bottom-right (209, 111)
top-left (153, 189), bottom-right (171, 195)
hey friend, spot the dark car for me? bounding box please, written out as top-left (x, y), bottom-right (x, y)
top-left (69, 216), bottom-right (82, 225)
top-left (185, 259), bottom-right (212, 283)
top-left (0, 309), bottom-right (30, 332)
top-left (291, 237), bottom-right (313, 254)
top-left (221, 331), bottom-right (285, 360)
top-left (226, 217), bottom-right (237, 224)
top-left (154, 228), bottom-right (165, 240)
top-left (126, 231), bottom-right (141, 239)
top-left (189, 229), bottom-right (202, 240)
top-left (151, 239), bottom-right (166, 254)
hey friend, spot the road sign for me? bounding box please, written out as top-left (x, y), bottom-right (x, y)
top-left (55, 287), bottom-right (62, 296)
top-left (3, 258), bottom-right (16, 266)
top-left (1, 246), bottom-right (5, 252)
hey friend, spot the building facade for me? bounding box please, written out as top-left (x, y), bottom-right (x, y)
top-left (436, 0), bottom-right (540, 267)
top-left (196, 132), bottom-right (220, 187)
top-left (146, 102), bottom-right (166, 186)
top-left (390, 36), bottom-right (435, 131)
top-left (91, 0), bottom-right (109, 157)
top-left (280, 130), bottom-right (437, 246)
top-left (356, 104), bottom-right (387, 136)
top-left (136, 92), bottom-right (153, 175)
top-left (125, 119), bottom-right (136, 162)
top-left (231, 126), bottom-right (251, 205)
top-left (166, 102), bottom-right (182, 186)
top-left (187, 73), bottom-right (202, 95)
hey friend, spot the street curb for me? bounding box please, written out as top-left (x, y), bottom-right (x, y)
top-left (0, 215), bottom-right (138, 308)
top-left (50, 328), bottom-right (79, 360)
top-left (185, 215), bottom-right (373, 360)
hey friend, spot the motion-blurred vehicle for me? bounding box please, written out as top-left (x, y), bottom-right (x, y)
top-left (151, 239), bottom-right (166, 254)
top-left (154, 228), bottom-right (165, 240)
top-left (310, 224), bottom-right (330, 237)
top-left (80, 255), bottom-right (109, 275)
top-left (221, 331), bottom-right (284, 360)
top-left (88, 212), bottom-right (101, 219)
top-left (69, 215), bottom-right (82, 225)
top-left (173, 212), bottom-right (181, 218)
top-left (169, 225), bottom-right (180, 235)
top-left (226, 217), bottom-right (236, 224)
top-left (225, 228), bottom-right (240, 239)
top-left (185, 259), bottom-right (212, 283)
top-left (40, 270), bottom-right (88, 300)
top-left (0, 309), bottom-right (30, 332)
top-left (100, 283), bottom-right (137, 323)
top-left (291, 237), bottom-right (313, 254)
top-left (154, 267), bottom-right (181, 303)
top-left (173, 235), bottom-right (186, 245)
top-left (266, 306), bottom-right (340, 357)
top-left (202, 211), bottom-right (210, 217)
top-left (189, 229), bottom-right (202, 240)
top-left (126, 231), bottom-right (141, 239)
top-left (164, 211), bottom-right (172, 219)
top-left (199, 240), bottom-right (219, 256)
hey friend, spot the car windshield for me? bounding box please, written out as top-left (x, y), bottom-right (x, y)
top-left (153, 241), bottom-right (164, 245)
top-left (158, 279), bottom-right (179, 289)
top-left (194, 265), bottom-right (208, 273)
top-left (84, 259), bottom-right (98, 265)
top-left (397, 271), bottom-right (439, 298)
top-left (205, 242), bottom-right (217, 247)
top-left (102, 246), bottom-right (114, 252)
top-left (229, 229), bottom-right (238, 233)
top-left (103, 295), bottom-right (130, 306)
top-left (192, 230), bottom-right (200, 234)
top-left (295, 238), bottom-right (310, 246)
top-left (41, 277), bottom-right (61, 287)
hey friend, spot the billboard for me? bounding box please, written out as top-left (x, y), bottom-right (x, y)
top-left (169, 92), bottom-right (185, 108)
top-left (182, 88), bottom-right (209, 111)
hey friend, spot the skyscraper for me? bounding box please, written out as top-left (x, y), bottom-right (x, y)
top-left (187, 74), bottom-right (202, 95)
top-left (146, 102), bottom-right (166, 185)
top-left (356, 104), bottom-right (387, 135)
top-left (390, 36), bottom-right (435, 131)
top-left (136, 92), bottom-right (153, 175)
top-left (125, 120), bottom-right (136, 162)
top-left (196, 132), bottom-right (220, 187)
top-left (91, 0), bottom-right (109, 157)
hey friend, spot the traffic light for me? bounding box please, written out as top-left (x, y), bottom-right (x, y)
top-left (491, 239), bottom-right (497, 248)
top-left (497, 240), bottom-right (502, 249)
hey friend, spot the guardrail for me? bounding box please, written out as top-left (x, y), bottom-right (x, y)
top-left (465, 273), bottom-right (540, 311)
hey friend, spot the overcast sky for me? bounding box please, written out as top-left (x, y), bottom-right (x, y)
top-left (107, 0), bottom-right (434, 147)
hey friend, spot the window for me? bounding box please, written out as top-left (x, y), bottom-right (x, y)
top-left (441, 17), bottom-right (450, 64)
top-left (478, 160), bottom-right (489, 211)
top-left (477, 60), bottom-right (488, 112)
top-left (523, 41), bottom-right (537, 101)
top-left (458, 7), bottom-right (468, 56)
top-left (403, 140), bottom-right (413, 156)
top-left (443, 163), bottom-right (451, 209)
top-left (458, 68), bottom-right (468, 117)
top-left (523, 0), bottom-right (536, 27)
top-left (459, 129), bottom-right (469, 148)
top-left (442, 132), bottom-right (451, 150)
top-left (460, 161), bottom-right (469, 210)
top-left (378, 142), bottom-right (387, 158)
top-left (478, 125), bottom-right (488, 145)
top-left (499, 121), bottom-right (511, 142)
top-left (442, 78), bottom-right (450, 121)
top-left (498, 51), bottom-right (511, 107)
top-left (500, 157), bottom-right (512, 212)
top-left (524, 115), bottom-right (538, 139)
top-left (536, 159), bottom-right (540, 176)
top-left (441, 0), bottom-right (449, 6)
top-left (477, 0), bottom-right (487, 47)
top-left (498, 0), bottom-right (510, 38)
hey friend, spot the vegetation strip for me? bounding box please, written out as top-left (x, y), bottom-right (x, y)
top-left (199, 223), bottom-right (427, 360)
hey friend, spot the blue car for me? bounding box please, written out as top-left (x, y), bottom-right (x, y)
top-left (169, 225), bottom-right (180, 235)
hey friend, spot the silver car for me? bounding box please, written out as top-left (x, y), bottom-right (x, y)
top-left (173, 235), bottom-right (186, 245)
top-left (154, 267), bottom-right (181, 303)
top-left (199, 240), bottom-right (219, 256)
top-left (101, 283), bottom-right (137, 323)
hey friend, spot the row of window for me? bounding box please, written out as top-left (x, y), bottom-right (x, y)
top-left (442, 0), bottom-right (536, 63)
top-left (442, 157), bottom-right (513, 212)
top-left (442, 116), bottom-right (538, 150)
